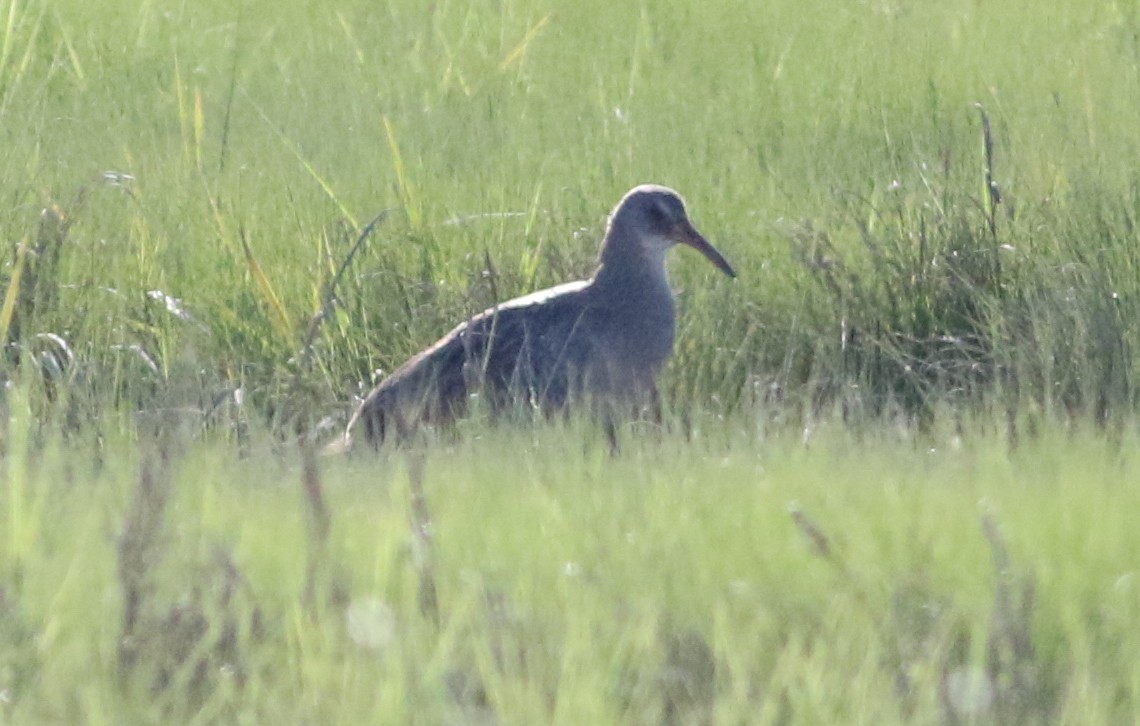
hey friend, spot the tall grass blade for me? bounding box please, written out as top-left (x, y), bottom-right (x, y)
top-left (0, 0), bottom-right (46, 115)
top-left (218, 0), bottom-right (242, 173)
top-left (520, 182), bottom-right (544, 289)
top-left (298, 209), bottom-right (390, 372)
top-left (334, 9), bottom-right (365, 67)
top-left (244, 91), bottom-right (358, 226)
top-left (174, 54), bottom-right (192, 167)
top-left (239, 228), bottom-right (294, 342)
top-left (2, 384), bottom-right (34, 573)
top-left (53, 10), bottom-right (85, 86)
top-left (498, 14), bottom-right (550, 71)
top-left (405, 452), bottom-right (440, 626)
top-left (976, 103), bottom-right (1001, 239)
top-left (299, 437), bottom-right (330, 612)
top-left (383, 115), bottom-right (422, 229)
top-left (193, 87), bottom-right (206, 171)
top-left (0, 239), bottom-right (27, 345)
top-left (0, 0), bottom-right (21, 79)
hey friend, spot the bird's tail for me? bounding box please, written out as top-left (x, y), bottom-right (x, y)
top-left (344, 336), bottom-right (472, 449)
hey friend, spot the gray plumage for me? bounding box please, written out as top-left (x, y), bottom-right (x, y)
top-left (342, 184), bottom-right (735, 449)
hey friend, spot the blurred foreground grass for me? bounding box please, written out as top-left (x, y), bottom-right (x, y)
top-left (2, 413), bottom-right (1138, 723)
top-left (3, 0), bottom-right (1140, 428)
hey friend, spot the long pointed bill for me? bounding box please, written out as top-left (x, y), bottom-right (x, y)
top-left (675, 220), bottom-right (736, 278)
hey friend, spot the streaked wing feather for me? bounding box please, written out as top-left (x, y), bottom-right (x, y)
top-left (349, 281), bottom-right (597, 445)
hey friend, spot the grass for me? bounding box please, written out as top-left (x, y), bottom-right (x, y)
top-left (5, 421), bottom-right (1140, 722)
top-left (2, 0), bottom-right (1140, 721)
top-left (4, 0), bottom-right (1139, 424)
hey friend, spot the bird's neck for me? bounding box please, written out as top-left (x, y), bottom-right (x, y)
top-left (593, 229), bottom-right (671, 300)
top-left (590, 230), bottom-right (677, 369)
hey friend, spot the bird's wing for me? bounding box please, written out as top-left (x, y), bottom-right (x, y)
top-left (346, 280), bottom-right (598, 444)
top-left (462, 283), bottom-right (605, 407)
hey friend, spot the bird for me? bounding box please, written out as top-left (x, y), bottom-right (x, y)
top-left (339, 184), bottom-right (735, 450)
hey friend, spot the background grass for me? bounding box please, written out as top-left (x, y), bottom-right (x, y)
top-left (2, 0), bottom-right (1140, 722)
top-left (5, 0), bottom-right (1140, 427)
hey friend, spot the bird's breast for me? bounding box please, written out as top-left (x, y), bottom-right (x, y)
top-left (594, 284), bottom-right (676, 372)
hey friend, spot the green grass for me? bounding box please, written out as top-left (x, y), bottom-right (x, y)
top-left (5, 421), bottom-right (1140, 722)
top-left (3, 0), bottom-right (1140, 721)
top-left (3, 0), bottom-right (1139, 422)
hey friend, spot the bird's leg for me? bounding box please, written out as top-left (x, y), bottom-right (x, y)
top-left (394, 409), bottom-right (416, 443)
top-left (641, 382), bottom-right (671, 446)
top-left (603, 414), bottom-right (620, 456)
top-left (648, 382), bottom-right (664, 428)
top-left (677, 405), bottom-right (693, 442)
top-left (589, 389), bottom-right (622, 456)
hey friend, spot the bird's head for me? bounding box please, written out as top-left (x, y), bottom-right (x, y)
top-left (606, 185), bottom-right (736, 278)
